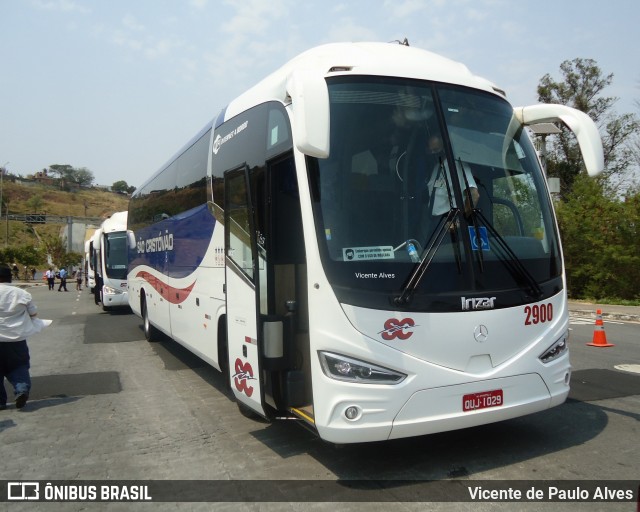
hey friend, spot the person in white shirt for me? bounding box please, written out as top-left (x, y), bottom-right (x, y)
top-left (45, 268), bottom-right (55, 290)
top-left (425, 135), bottom-right (479, 217)
top-left (0, 265), bottom-right (41, 409)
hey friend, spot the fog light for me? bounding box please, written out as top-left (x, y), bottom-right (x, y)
top-left (344, 406), bottom-right (360, 421)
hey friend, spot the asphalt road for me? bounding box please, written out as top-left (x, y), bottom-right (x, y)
top-left (1, 285), bottom-right (638, 511)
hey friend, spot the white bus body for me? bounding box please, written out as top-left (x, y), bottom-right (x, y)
top-left (87, 229), bottom-right (100, 293)
top-left (128, 42), bottom-right (603, 443)
top-left (84, 227), bottom-right (97, 291)
top-left (84, 238), bottom-right (92, 290)
top-left (95, 211), bottom-right (129, 310)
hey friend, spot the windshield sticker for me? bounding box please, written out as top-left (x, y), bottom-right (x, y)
top-left (343, 246), bottom-right (395, 261)
top-left (355, 272), bottom-right (395, 279)
top-left (468, 226), bottom-right (490, 252)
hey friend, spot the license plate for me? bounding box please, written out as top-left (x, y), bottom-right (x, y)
top-left (462, 389), bottom-right (503, 412)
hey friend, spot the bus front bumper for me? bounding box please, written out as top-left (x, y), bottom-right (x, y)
top-left (314, 372), bottom-right (569, 444)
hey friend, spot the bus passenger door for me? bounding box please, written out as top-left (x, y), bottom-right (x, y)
top-left (224, 166), bottom-right (267, 418)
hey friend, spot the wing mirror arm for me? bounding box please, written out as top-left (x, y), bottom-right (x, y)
top-left (515, 104), bottom-right (604, 177)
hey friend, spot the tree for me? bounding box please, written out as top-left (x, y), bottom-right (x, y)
top-left (26, 193), bottom-right (44, 212)
top-left (0, 244), bottom-right (46, 275)
top-left (48, 164), bottom-right (74, 183)
top-left (557, 174), bottom-right (640, 300)
top-left (71, 167), bottom-right (95, 187)
top-left (112, 180), bottom-right (135, 194)
top-left (47, 164), bottom-right (95, 189)
top-left (40, 234), bottom-right (70, 268)
top-left (539, 59), bottom-right (640, 301)
top-left (537, 58), bottom-right (639, 198)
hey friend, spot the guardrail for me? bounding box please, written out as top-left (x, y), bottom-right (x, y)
top-left (7, 214), bottom-right (104, 224)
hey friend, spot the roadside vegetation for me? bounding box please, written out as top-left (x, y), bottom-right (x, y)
top-left (0, 179), bottom-right (129, 271)
top-left (538, 58), bottom-right (640, 305)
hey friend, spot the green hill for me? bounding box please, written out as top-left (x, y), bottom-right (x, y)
top-left (1, 179), bottom-right (129, 252)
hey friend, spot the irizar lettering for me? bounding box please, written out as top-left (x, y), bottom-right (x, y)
top-left (461, 296), bottom-right (496, 310)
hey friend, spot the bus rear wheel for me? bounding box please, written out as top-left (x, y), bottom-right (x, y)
top-left (142, 296), bottom-right (160, 342)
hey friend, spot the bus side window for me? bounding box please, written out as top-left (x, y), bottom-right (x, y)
top-left (267, 108), bottom-right (291, 152)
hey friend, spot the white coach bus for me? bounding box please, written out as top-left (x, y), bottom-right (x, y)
top-left (127, 42), bottom-right (603, 443)
top-left (93, 211), bottom-right (129, 310)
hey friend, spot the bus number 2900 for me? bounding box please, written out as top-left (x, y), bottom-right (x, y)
top-left (524, 303), bottom-right (553, 325)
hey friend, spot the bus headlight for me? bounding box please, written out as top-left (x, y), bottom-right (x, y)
top-left (103, 286), bottom-right (123, 295)
top-left (318, 351), bottom-right (406, 384)
top-left (539, 332), bottom-right (568, 364)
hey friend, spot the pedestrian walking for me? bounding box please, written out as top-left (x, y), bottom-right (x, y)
top-left (0, 265), bottom-right (50, 410)
top-left (45, 268), bottom-right (55, 290)
top-left (58, 267), bottom-right (68, 292)
top-left (75, 269), bottom-right (83, 291)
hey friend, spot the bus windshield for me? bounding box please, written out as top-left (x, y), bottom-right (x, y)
top-left (104, 232), bottom-right (128, 280)
top-left (308, 76), bottom-right (562, 311)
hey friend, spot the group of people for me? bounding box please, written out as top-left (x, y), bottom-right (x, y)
top-left (11, 264), bottom-right (37, 281)
top-left (44, 267), bottom-right (84, 292)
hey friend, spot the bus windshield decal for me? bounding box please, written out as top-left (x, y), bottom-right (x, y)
top-left (343, 246), bottom-right (395, 261)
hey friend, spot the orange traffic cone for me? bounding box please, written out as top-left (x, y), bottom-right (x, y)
top-left (586, 309), bottom-right (614, 347)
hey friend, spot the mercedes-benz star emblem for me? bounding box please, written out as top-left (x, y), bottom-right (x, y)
top-left (474, 324), bottom-right (489, 342)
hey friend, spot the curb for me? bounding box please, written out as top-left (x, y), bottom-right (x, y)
top-left (569, 307), bottom-right (640, 324)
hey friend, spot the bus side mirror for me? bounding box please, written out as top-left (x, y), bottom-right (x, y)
top-left (127, 230), bottom-right (137, 250)
top-left (287, 69), bottom-right (330, 158)
top-left (515, 104), bottom-right (604, 177)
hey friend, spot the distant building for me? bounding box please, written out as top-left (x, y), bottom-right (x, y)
top-left (32, 169), bottom-right (57, 187)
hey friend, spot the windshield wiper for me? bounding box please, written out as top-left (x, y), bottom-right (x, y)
top-left (458, 158), bottom-right (484, 273)
top-left (470, 208), bottom-right (543, 299)
top-left (394, 208), bottom-right (460, 306)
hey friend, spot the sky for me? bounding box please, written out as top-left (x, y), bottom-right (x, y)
top-left (1, 0), bottom-right (639, 189)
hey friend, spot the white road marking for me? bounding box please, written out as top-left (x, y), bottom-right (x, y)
top-left (615, 364), bottom-right (640, 374)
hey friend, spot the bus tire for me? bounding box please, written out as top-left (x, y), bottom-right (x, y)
top-left (237, 402), bottom-right (270, 423)
top-left (217, 319), bottom-right (231, 391)
top-left (142, 296), bottom-right (160, 342)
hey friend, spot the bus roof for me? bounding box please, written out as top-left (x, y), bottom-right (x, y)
top-left (224, 42), bottom-right (504, 120)
top-left (100, 211), bottom-right (128, 233)
top-left (136, 42), bottom-right (505, 195)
